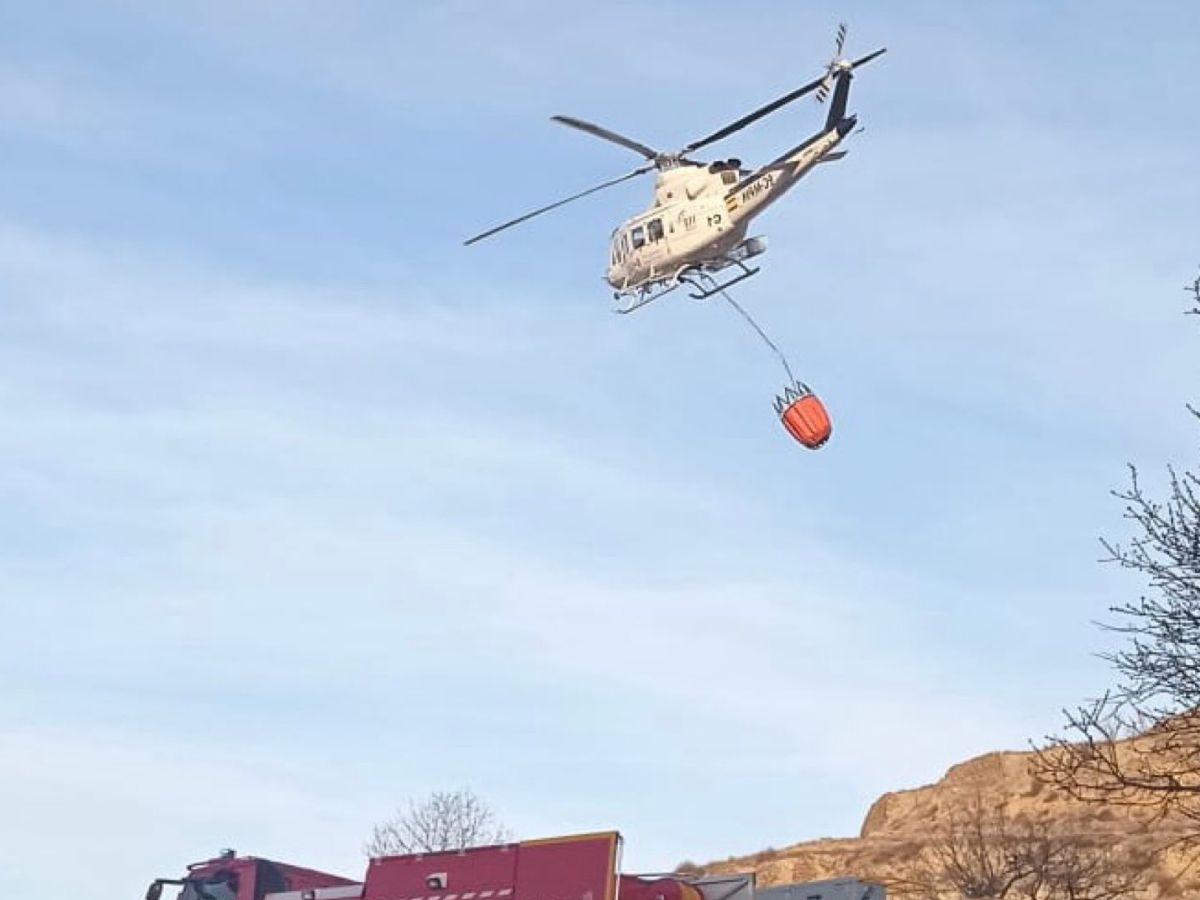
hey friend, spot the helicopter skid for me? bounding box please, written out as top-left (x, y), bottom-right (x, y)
top-left (612, 249), bottom-right (763, 312)
top-left (612, 278), bottom-right (684, 315)
top-left (681, 260), bottom-right (760, 301)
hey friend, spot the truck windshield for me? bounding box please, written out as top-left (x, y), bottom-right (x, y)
top-left (178, 878), bottom-right (238, 900)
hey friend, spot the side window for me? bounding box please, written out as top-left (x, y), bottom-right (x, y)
top-left (721, 170), bottom-right (738, 185)
top-left (631, 226), bottom-right (646, 248)
top-left (647, 219), bottom-right (664, 242)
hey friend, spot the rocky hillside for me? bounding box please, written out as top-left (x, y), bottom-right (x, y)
top-left (702, 744), bottom-right (1196, 897)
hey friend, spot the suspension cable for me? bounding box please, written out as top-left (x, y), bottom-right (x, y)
top-left (715, 285), bottom-right (796, 385)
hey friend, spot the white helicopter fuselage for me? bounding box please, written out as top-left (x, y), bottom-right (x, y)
top-left (605, 125), bottom-right (847, 294)
top-left (463, 33), bottom-right (886, 307)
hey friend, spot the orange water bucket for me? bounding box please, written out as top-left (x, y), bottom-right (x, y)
top-left (775, 383), bottom-right (832, 449)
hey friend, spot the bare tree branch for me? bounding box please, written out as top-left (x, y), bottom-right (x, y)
top-left (366, 789), bottom-right (512, 857)
top-left (893, 797), bottom-right (1139, 899)
top-left (1034, 272), bottom-right (1200, 852)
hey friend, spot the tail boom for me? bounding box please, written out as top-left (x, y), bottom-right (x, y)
top-left (723, 127), bottom-right (847, 225)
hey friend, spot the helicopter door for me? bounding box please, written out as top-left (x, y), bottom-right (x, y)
top-left (641, 217), bottom-right (669, 268)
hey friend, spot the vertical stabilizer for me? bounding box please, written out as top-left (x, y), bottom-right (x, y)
top-left (824, 69), bottom-right (852, 132)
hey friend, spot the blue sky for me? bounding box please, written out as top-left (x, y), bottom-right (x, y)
top-left (2, 2), bottom-right (1199, 898)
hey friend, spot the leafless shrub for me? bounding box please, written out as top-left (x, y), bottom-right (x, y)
top-left (366, 789), bottom-right (512, 857)
top-left (892, 798), bottom-right (1138, 899)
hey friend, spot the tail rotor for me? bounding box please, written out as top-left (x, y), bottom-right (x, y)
top-left (815, 22), bottom-right (849, 105)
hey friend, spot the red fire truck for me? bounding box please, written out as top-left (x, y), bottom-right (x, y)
top-left (144, 833), bottom-right (753, 900)
top-left (144, 832), bottom-right (881, 900)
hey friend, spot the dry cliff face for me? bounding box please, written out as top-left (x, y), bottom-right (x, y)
top-left (703, 745), bottom-right (1196, 898)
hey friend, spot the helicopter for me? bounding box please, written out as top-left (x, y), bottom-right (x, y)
top-left (465, 25), bottom-right (886, 315)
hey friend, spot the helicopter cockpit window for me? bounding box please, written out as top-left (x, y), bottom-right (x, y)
top-left (647, 219), bottom-right (664, 242)
top-left (631, 226), bottom-right (646, 249)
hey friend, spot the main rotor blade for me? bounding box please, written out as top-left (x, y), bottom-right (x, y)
top-left (680, 73), bottom-right (828, 154)
top-left (850, 47), bottom-right (888, 69)
top-left (680, 47), bottom-right (887, 154)
top-left (464, 164), bottom-right (653, 246)
top-left (551, 115), bottom-right (660, 160)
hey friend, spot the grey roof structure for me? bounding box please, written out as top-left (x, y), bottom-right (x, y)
top-left (756, 878), bottom-right (885, 900)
